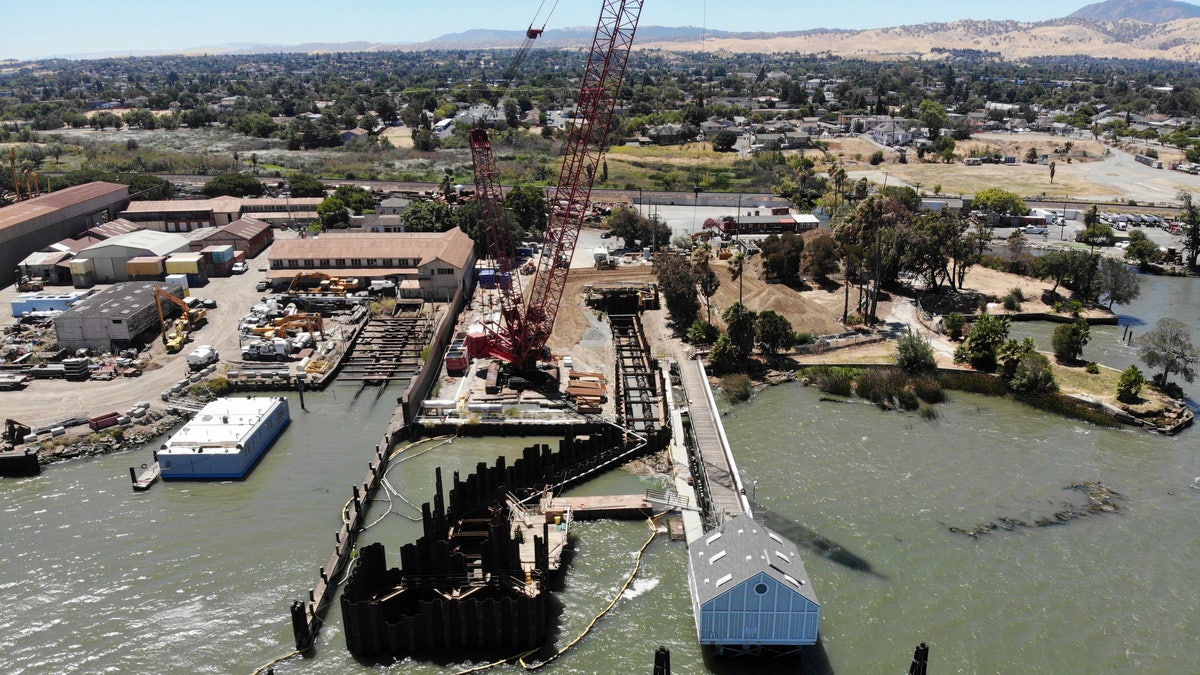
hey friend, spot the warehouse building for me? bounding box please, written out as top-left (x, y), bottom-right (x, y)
top-left (187, 216), bottom-right (274, 258)
top-left (0, 182), bottom-right (130, 286)
top-left (118, 196), bottom-right (321, 231)
top-left (54, 281), bottom-right (184, 352)
top-left (77, 230), bottom-right (192, 283)
top-left (266, 228), bottom-right (476, 301)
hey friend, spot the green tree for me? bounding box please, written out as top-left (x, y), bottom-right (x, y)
top-left (287, 173), bottom-right (326, 198)
top-left (918, 99), bottom-right (951, 140)
top-left (954, 314), bottom-right (1010, 372)
top-left (1052, 318), bottom-right (1091, 363)
top-left (801, 230), bottom-right (840, 281)
top-left (755, 310), bottom-right (795, 357)
top-left (1095, 257), bottom-right (1140, 309)
top-left (708, 335), bottom-right (740, 374)
top-left (1176, 191), bottom-right (1200, 270)
top-left (1124, 230), bottom-right (1163, 268)
top-left (895, 329), bottom-right (937, 374)
top-left (402, 199), bottom-right (454, 232)
top-left (711, 130), bottom-right (738, 152)
top-left (971, 188), bottom-right (1029, 218)
top-left (759, 232), bottom-right (805, 284)
top-left (125, 174), bottom-right (173, 201)
top-left (723, 302), bottom-right (757, 357)
top-left (1009, 351), bottom-right (1057, 393)
top-left (232, 112), bottom-right (277, 138)
top-left (504, 185), bottom-right (547, 238)
top-left (1137, 318), bottom-right (1198, 386)
top-left (1116, 365), bottom-right (1147, 402)
top-left (654, 253), bottom-right (700, 330)
top-left (201, 173), bottom-right (264, 198)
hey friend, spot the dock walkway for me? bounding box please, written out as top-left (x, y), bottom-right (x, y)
top-left (677, 359), bottom-right (751, 525)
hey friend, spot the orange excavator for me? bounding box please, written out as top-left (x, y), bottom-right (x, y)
top-left (153, 286), bottom-right (207, 352)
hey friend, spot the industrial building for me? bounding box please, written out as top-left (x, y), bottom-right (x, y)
top-left (187, 216), bottom-right (273, 259)
top-left (77, 230), bottom-right (192, 283)
top-left (118, 196), bottom-right (321, 231)
top-left (266, 228), bottom-right (476, 300)
top-left (0, 182), bottom-right (130, 286)
top-left (688, 514), bottom-right (821, 652)
top-left (53, 281), bottom-right (184, 352)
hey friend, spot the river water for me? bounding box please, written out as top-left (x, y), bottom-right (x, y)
top-left (2, 270), bottom-right (1197, 674)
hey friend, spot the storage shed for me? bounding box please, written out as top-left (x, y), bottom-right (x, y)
top-left (688, 514), bottom-right (820, 653)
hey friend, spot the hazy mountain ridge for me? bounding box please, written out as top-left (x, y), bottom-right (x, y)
top-left (1069, 0), bottom-right (1200, 23)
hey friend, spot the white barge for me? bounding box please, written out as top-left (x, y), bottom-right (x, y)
top-left (158, 397), bottom-right (291, 480)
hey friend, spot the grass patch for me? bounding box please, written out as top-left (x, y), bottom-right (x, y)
top-left (938, 370), bottom-right (1009, 395)
top-left (803, 366), bottom-right (859, 397)
top-left (1051, 361), bottom-right (1120, 399)
top-left (722, 373), bottom-right (753, 403)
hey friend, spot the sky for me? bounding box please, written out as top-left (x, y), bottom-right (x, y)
top-left (3, 0), bottom-right (1091, 61)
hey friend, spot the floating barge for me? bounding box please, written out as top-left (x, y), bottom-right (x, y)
top-left (157, 397), bottom-right (290, 480)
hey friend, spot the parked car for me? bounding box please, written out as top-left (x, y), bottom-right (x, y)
top-left (1023, 225), bottom-right (1049, 235)
top-left (231, 262), bottom-right (249, 274)
top-left (600, 231), bottom-right (612, 239)
top-left (256, 279), bottom-right (270, 291)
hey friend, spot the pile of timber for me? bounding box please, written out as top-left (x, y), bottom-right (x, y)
top-left (565, 369), bottom-right (607, 414)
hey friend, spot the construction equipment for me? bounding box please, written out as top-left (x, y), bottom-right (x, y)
top-left (8, 148), bottom-right (20, 202)
top-left (470, 0), bottom-right (643, 369)
top-left (242, 337), bottom-right (290, 361)
top-left (3, 419), bottom-right (31, 445)
top-left (16, 272), bottom-right (44, 292)
top-left (287, 271), bottom-right (358, 295)
top-left (153, 286), bottom-right (207, 351)
top-left (250, 313), bottom-right (324, 338)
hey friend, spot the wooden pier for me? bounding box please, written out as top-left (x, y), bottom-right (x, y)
top-left (339, 314), bottom-right (434, 384)
top-left (547, 493), bottom-right (654, 520)
top-left (677, 359), bottom-right (751, 525)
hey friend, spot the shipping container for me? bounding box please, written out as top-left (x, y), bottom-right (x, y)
top-left (202, 245), bottom-right (236, 264)
top-left (88, 412), bottom-right (121, 431)
top-left (70, 259), bottom-right (96, 289)
top-left (165, 254), bottom-right (204, 275)
top-left (165, 273), bottom-right (189, 290)
top-left (126, 256), bottom-right (165, 278)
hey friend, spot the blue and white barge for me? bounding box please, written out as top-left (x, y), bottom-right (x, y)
top-left (158, 397), bottom-right (290, 480)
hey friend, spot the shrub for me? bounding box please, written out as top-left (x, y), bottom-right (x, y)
top-left (896, 329), bottom-right (937, 374)
top-left (912, 376), bottom-right (946, 403)
top-left (943, 312), bottom-right (965, 341)
top-left (869, 150), bottom-right (885, 165)
top-left (1009, 351), bottom-right (1058, 393)
top-left (1002, 291), bottom-right (1022, 311)
top-left (855, 368), bottom-right (919, 410)
top-left (722, 373), bottom-right (753, 403)
top-left (1085, 361), bottom-right (1100, 374)
top-left (1116, 365), bottom-right (1146, 402)
top-left (687, 320), bottom-right (719, 344)
top-left (1052, 319), bottom-right (1090, 363)
top-left (806, 366), bottom-right (856, 397)
top-left (794, 332), bottom-right (816, 346)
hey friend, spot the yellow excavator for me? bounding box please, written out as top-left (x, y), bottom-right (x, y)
top-left (153, 286), bottom-right (207, 352)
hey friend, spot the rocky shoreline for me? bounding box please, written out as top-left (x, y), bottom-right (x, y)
top-left (33, 409), bottom-right (186, 466)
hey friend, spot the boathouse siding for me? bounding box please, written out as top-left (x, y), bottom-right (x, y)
top-left (688, 514), bottom-right (820, 648)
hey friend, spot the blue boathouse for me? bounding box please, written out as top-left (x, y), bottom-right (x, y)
top-left (687, 514), bottom-right (820, 653)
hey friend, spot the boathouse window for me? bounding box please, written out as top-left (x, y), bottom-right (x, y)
top-left (754, 583), bottom-right (769, 595)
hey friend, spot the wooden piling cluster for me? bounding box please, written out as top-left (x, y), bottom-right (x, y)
top-left (338, 428), bottom-right (671, 658)
top-left (290, 440), bottom-right (391, 651)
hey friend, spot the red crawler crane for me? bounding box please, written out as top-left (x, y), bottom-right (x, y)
top-left (472, 0), bottom-right (644, 369)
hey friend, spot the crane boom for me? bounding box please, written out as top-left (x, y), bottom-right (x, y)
top-left (469, 127), bottom-right (526, 360)
top-left (515, 0), bottom-right (643, 368)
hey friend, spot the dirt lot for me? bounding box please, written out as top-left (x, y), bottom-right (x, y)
top-left (0, 237), bottom-right (282, 426)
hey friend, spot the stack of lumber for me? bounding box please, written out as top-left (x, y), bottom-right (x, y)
top-left (566, 370), bottom-right (607, 414)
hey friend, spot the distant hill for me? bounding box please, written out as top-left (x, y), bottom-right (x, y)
top-left (1069, 0), bottom-right (1200, 23)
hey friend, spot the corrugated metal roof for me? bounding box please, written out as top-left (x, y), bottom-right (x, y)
top-left (221, 216), bottom-right (272, 240)
top-left (0, 182), bottom-right (128, 232)
top-left (80, 230), bottom-right (191, 257)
